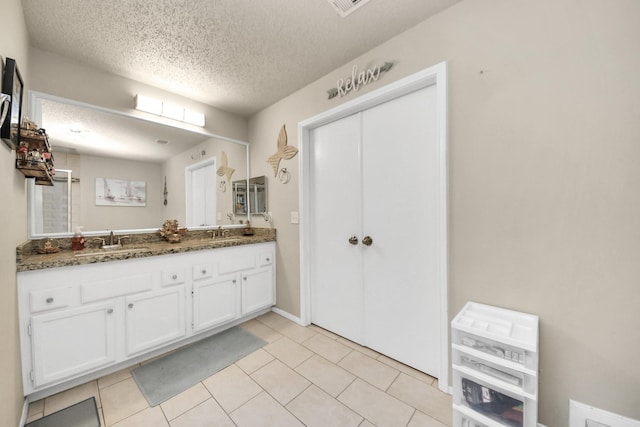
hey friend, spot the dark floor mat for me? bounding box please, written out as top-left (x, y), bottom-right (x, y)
top-left (26, 397), bottom-right (100, 427)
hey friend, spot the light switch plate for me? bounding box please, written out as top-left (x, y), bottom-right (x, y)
top-left (290, 211), bottom-right (299, 224)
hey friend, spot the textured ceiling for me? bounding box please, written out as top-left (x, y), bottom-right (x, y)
top-left (41, 99), bottom-right (210, 162)
top-left (22, 0), bottom-right (461, 117)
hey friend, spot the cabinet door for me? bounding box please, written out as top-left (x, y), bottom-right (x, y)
top-left (193, 274), bottom-right (240, 332)
top-left (241, 267), bottom-right (274, 315)
top-left (125, 287), bottom-right (186, 356)
top-left (31, 301), bottom-right (116, 388)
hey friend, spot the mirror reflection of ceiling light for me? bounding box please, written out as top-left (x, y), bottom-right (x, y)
top-left (134, 95), bottom-right (205, 127)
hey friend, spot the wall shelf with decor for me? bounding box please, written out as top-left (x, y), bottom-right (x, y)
top-left (15, 128), bottom-right (55, 186)
top-left (451, 302), bottom-right (539, 427)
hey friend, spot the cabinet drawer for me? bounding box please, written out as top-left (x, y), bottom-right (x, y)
top-left (258, 252), bottom-right (273, 267)
top-left (162, 269), bottom-right (185, 287)
top-left (30, 287), bottom-right (74, 313)
top-left (193, 264), bottom-right (213, 280)
top-left (218, 255), bottom-right (255, 274)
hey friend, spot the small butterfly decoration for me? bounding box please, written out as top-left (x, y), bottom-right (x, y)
top-left (267, 125), bottom-right (298, 177)
top-left (216, 150), bottom-right (235, 182)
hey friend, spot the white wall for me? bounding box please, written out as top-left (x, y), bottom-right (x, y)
top-left (248, 1), bottom-right (640, 426)
top-left (0, 0), bottom-right (30, 424)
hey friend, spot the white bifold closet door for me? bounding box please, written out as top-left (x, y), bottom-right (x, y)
top-left (309, 83), bottom-right (443, 377)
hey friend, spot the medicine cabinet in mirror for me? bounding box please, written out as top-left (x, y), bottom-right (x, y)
top-left (233, 176), bottom-right (268, 216)
top-left (27, 91), bottom-right (251, 238)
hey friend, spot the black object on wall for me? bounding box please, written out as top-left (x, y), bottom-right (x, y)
top-left (1, 57), bottom-right (24, 150)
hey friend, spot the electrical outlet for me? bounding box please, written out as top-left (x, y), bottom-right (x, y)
top-left (290, 211), bottom-right (299, 224)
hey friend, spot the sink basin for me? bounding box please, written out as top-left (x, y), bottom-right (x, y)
top-left (75, 247), bottom-right (150, 257)
top-left (213, 238), bottom-right (242, 243)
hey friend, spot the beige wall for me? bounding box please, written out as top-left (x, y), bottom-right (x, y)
top-left (76, 155), bottom-right (163, 231)
top-left (248, 0), bottom-right (640, 425)
top-left (0, 0), bottom-right (30, 424)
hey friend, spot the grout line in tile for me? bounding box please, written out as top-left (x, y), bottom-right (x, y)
top-left (384, 370), bottom-right (401, 393)
top-left (404, 408), bottom-right (418, 427)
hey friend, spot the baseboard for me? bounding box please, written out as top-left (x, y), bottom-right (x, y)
top-left (19, 397), bottom-right (29, 427)
top-left (271, 307), bottom-right (305, 326)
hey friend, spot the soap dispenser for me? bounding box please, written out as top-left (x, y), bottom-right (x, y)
top-left (71, 226), bottom-right (85, 250)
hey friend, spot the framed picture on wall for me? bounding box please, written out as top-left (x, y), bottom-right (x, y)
top-left (96, 177), bottom-right (147, 207)
top-left (1, 58), bottom-right (24, 150)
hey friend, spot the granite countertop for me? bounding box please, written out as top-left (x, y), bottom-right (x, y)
top-left (17, 228), bottom-right (276, 272)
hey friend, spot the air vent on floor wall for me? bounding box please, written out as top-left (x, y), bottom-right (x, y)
top-left (328, 0), bottom-right (372, 17)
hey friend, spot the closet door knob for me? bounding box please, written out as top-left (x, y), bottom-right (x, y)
top-left (362, 236), bottom-right (373, 246)
top-left (348, 236), bottom-right (358, 245)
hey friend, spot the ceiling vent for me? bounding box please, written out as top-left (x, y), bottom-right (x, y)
top-left (328, 0), bottom-right (372, 17)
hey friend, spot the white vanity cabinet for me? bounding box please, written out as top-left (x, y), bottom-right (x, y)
top-left (18, 242), bottom-right (275, 396)
top-left (242, 267), bottom-right (274, 315)
top-left (192, 273), bottom-right (240, 332)
top-left (125, 287), bottom-right (187, 356)
top-left (29, 301), bottom-right (116, 388)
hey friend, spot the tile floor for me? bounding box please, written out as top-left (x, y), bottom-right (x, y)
top-left (26, 312), bottom-right (452, 427)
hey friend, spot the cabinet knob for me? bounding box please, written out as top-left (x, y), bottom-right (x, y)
top-left (107, 308), bottom-right (113, 314)
top-left (172, 274), bottom-right (178, 280)
top-left (348, 236), bottom-right (358, 245)
top-left (128, 303), bottom-right (134, 309)
top-left (266, 258), bottom-right (270, 262)
top-left (46, 297), bottom-right (54, 304)
top-left (362, 236), bottom-right (373, 246)
top-left (243, 276), bottom-right (247, 281)
top-left (233, 279), bottom-right (237, 284)
top-left (201, 269), bottom-right (207, 275)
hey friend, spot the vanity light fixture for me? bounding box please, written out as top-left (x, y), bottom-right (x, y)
top-left (134, 95), bottom-right (205, 127)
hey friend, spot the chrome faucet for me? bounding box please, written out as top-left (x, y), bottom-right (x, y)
top-left (109, 230), bottom-right (116, 246)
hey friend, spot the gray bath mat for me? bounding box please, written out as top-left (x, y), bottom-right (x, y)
top-left (132, 326), bottom-right (266, 406)
top-left (26, 397), bottom-right (100, 427)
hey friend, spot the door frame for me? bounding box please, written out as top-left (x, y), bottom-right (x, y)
top-left (298, 62), bottom-right (449, 393)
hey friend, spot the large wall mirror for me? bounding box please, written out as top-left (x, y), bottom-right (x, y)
top-left (27, 91), bottom-right (251, 239)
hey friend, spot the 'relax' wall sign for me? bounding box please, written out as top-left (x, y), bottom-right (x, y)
top-left (327, 61), bottom-right (393, 100)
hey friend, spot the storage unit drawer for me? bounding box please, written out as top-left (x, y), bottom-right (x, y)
top-left (457, 331), bottom-right (526, 366)
top-left (453, 370), bottom-right (526, 427)
top-left (30, 287), bottom-right (74, 313)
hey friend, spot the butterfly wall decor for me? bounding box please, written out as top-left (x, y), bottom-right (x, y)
top-left (267, 125), bottom-right (298, 177)
top-left (216, 150), bottom-right (235, 182)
